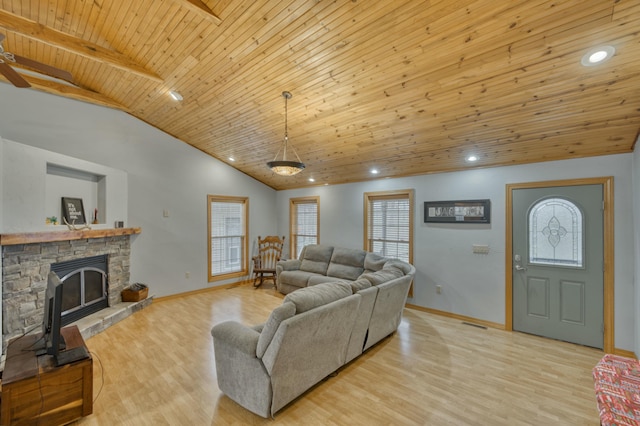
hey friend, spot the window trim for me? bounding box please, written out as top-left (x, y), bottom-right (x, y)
top-left (363, 189), bottom-right (414, 265)
top-left (207, 195), bottom-right (249, 282)
top-left (289, 196), bottom-right (320, 259)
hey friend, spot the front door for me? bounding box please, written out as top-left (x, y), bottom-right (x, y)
top-left (512, 184), bottom-right (604, 349)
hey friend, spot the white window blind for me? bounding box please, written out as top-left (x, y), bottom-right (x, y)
top-left (208, 196), bottom-right (247, 280)
top-left (367, 196), bottom-right (410, 262)
top-left (291, 198), bottom-right (318, 259)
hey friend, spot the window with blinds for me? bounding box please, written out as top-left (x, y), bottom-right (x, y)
top-left (364, 190), bottom-right (413, 264)
top-left (207, 195), bottom-right (248, 281)
top-left (290, 196), bottom-right (319, 259)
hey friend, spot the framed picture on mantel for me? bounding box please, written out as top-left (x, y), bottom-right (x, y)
top-left (61, 197), bottom-right (87, 225)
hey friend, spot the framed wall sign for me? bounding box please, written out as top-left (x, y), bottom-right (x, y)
top-left (424, 199), bottom-right (491, 223)
top-left (61, 197), bottom-right (87, 224)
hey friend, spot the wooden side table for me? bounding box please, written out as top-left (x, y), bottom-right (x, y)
top-left (1, 325), bottom-right (93, 425)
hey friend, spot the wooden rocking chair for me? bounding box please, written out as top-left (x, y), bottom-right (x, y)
top-left (252, 235), bottom-right (285, 288)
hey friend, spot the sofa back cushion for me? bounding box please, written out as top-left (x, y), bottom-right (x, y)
top-left (327, 247), bottom-right (366, 280)
top-left (363, 252), bottom-right (388, 273)
top-left (256, 301), bottom-right (296, 357)
top-left (385, 259), bottom-right (413, 275)
top-left (307, 274), bottom-right (345, 286)
top-left (359, 267), bottom-right (404, 286)
top-left (284, 281), bottom-right (352, 313)
top-left (350, 278), bottom-right (372, 292)
top-left (300, 245), bottom-right (334, 275)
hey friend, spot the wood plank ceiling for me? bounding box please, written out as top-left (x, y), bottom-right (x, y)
top-left (0, 0), bottom-right (638, 190)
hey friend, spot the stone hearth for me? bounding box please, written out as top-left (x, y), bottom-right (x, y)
top-left (72, 295), bottom-right (153, 340)
top-left (1, 228), bottom-right (144, 352)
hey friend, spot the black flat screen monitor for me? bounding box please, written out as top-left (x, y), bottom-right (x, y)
top-left (35, 271), bottom-right (66, 356)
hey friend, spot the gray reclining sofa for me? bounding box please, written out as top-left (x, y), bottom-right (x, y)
top-left (211, 246), bottom-right (415, 418)
top-left (276, 244), bottom-right (409, 295)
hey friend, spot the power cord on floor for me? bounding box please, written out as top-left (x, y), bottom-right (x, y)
top-left (90, 349), bottom-right (105, 404)
top-left (28, 345), bottom-right (104, 425)
top-left (36, 366), bottom-right (44, 426)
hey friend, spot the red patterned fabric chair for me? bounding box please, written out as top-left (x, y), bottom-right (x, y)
top-left (593, 354), bottom-right (640, 426)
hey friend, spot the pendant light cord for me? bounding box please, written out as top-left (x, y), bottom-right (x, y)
top-left (272, 91), bottom-right (303, 163)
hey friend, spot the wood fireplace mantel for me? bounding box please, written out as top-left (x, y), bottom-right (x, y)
top-left (0, 227), bottom-right (141, 246)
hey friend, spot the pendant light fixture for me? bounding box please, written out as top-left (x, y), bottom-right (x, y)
top-left (267, 91), bottom-right (305, 176)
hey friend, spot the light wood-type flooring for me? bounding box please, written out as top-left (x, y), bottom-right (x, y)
top-left (74, 282), bottom-right (604, 426)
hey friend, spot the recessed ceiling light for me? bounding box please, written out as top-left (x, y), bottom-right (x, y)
top-left (466, 155), bottom-right (478, 162)
top-left (169, 90), bottom-right (183, 101)
top-left (581, 46), bottom-right (615, 66)
top-left (308, 178), bottom-right (315, 182)
top-left (228, 157), bottom-right (235, 162)
top-left (370, 169), bottom-right (379, 175)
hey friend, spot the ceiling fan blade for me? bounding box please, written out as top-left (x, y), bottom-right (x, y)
top-left (13, 55), bottom-right (73, 83)
top-left (0, 62), bottom-right (30, 87)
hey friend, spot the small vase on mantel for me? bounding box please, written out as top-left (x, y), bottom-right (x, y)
top-left (92, 208), bottom-right (99, 225)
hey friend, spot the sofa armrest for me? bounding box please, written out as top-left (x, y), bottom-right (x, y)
top-left (364, 276), bottom-right (412, 350)
top-left (211, 320), bottom-right (260, 356)
top-left (276, 258), bottom-right (301, 274)
top-left (211, 321), bottom-right (273, 418)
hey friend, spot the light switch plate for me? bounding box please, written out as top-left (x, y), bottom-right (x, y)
top-left (472, 244), bottom-right (490, 254)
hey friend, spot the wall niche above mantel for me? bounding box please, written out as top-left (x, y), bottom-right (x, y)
top-left (46, 163), bottom-right (106, 225)
top-left (1, 140), bottom-right (128, 233)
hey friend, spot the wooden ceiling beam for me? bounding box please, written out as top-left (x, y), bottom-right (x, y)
top-left (0, 9), bottom-right (163, 83)
top-left (177, 0), bottom-right (222, 25)
top-left (0, 74), bottom-right (128, 112)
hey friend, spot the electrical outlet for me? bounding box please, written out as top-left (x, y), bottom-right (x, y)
top-left (436, 285), bottom-right (442, 294)
top-left (185, 272), bottom-right (190, 278)
top-left (163, 209), bottom-right (170, 218)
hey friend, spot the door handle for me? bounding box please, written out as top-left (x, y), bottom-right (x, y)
top-left (514, 254), bottom-right (526, 271)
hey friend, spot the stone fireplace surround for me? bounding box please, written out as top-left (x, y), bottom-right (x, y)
top-left (1, 228), bottom-right (143, 352)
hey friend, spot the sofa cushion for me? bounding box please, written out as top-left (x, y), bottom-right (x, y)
top-left (385, 259), bottom-right (413, 275)
top-left (327, 247), bottom-right (366, 280)
top-left (350, 278), bottom-right (372, 292)
top-left (307, 274), bottom-right (346, 286)
top-left (284, 281), bottom-right (352, 313)
top-left (279, 270), bottom-right (325, 288)
top-left (364, 252), bottom-right (388, 273)
top-left (299, 245), bottom-right (334, 275)
top-left (359, 267), bottom-right (404, 286)
top-left (256, 301), bottom-right (296, 358)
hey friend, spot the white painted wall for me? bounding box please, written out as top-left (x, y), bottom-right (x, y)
top-left (0, 82), bottom-right (636, 353)
top-left (0, 83), bottom-right (277, 298)
top-left (0, 138), bottom-right (3, 359)
top-left (633, 145), bottom-right (640, 357)
top-left (276, 154), bottom-right (636, 351)
top-left (0, 136), bottom-right (3, 231)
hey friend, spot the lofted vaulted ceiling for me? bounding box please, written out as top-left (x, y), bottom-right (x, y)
top-left (0, 0), bottom-right (638, 190)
